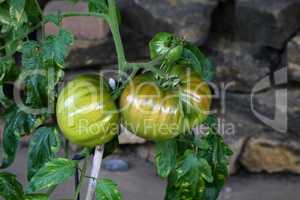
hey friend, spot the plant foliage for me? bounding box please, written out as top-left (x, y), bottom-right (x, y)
top-left (0, 0), bottom-right (231, 199)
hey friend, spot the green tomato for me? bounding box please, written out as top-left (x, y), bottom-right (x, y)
top-left (56, 75), bottom-right (119, 147)
top-left (119, 65), bottom-right (211, 141)
top-left (165, 45), bottom-right (183, 64)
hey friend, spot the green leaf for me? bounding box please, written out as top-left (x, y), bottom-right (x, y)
top-left (20, 33), bottom-right (69, 108)
top-left (24, 0), bottom-right (42, 24)
top-left (88, 0), bottom-right (108, 14)
top-left (149, 32), bottom-right (174, 59)
top-left (204, 115), bottom-right (218, 128)
top-left (165, 150), bottom-right (213, 200)
top-left (0, 85), bottom-right (12, 108)
top-left (20, 41), bottom-right (41, 69)
top-left (176, 133), bottom-right (195, 156)
top-left (24, 193), bottom-right (49, 200)
top-left (0, 4), bottom-right (11, 25)
top-left (42, 28), bottom-right (74, 68)
top-left (3, 24), bottom-right (29, 55)
top-left (9, 0), bottom-right (27, 27)
top-left (19, 41), bottom-right (47, 107)
top-left (44, 14), bottom-right (62, 26)
top-left (155, 139), bottom-right (177, 178)
top-left (1, 105), bottom-right (44, 168)
top-left (0, 56), bottom-right (14, 84)
top-left (194, 137), bottom-right (209, 150)
top-left (165, 45), bottom-right (183, 64)
top-left (182, 44), bottom-right (215, 81)
top-left (27, 158), bottom-right (77, 192)
top-left (27, 126), bottom-right (61, 180)
top-left (95, 179), bottom-right (122, 200)
top-left (202, 58), bottom-right (214, 82)
top-left (198, 158), bottom-right (214, 183)
top-left (0, 172), bottom-right (24, 200)
top-left (200, 133), bottom-right (232, 167)
top-left (200, 132), bottom-right (233, 199)
top-left (177, 150), bottom-right (213, 183)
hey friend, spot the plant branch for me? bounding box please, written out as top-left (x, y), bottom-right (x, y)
top-left (107, 0), bottom-right (127, 73)
top-left (62, 6), bottom-right (127, 75)
top-left (61, 12), bottom-right (109, 21)
top-left (64, 139), bottom-right (69, 158)
top-left (73, 150), bottom-right (89, 200)
top-left (125, 55), bottom-right (166, 77)
top-left (112, 69), bottom-right (138, 100)
top-left (85, 145), bottom-right (105, 200)
top-left (34, 0), bottom-right (43, 16)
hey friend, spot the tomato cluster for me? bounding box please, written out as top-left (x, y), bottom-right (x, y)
top-left (56, 65), bottom-right (211, 146)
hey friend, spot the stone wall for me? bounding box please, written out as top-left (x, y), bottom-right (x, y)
top-left (42, 0), bottom-right (300, 175)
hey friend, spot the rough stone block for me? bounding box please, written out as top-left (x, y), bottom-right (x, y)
top-left (119, 0), bottom-right (219, 45)
top-left (236, 0), bottom-right (300, 49)
top-left (287, 33), bottom-right (300, 82)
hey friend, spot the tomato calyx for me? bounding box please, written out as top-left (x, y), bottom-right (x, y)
top-left (154, 74), bottom-right (182, 90)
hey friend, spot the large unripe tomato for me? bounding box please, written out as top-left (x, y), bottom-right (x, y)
top-left (56, 75), bottom-right (119, 147)
top-left (119, 65), bottom-right (211, 141)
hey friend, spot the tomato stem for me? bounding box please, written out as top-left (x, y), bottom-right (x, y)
top-left (64, 139), bottom-right (69, 158)
top-left (126, 55), bottom-right (166, 77)
top-left (61, 1), bottom-right (128, 76)
top-left (61, 12), bottom-right (109, 21)
top-left (73, 149), bottom-right (89, 200)
top-left (107, 0), bottom-right (127, 75)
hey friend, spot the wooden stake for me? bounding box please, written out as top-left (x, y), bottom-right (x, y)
top-left (85, 145), bottom-right (104, 200)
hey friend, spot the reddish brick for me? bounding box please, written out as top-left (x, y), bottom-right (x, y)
top-left (44, 1), bottom-right (109, 40)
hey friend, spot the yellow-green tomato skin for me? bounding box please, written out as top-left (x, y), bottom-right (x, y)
top-left (56, 75), bottom-right (119, 147)
top-left (170, 65), bottom-right (212, 130)
top-left (120, 74), bottom-right (184, 141)
top-left (120, 65), bottom-right (211, 141)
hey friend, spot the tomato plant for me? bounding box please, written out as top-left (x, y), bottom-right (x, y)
top-left (0, 0), bottom-right (232, 200)
top-left (120, 65), bottom-right (211, 141)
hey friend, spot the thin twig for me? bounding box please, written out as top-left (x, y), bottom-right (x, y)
top-left (64, 139), bottom-right (69, 158)
top-left (75, 168), bottom-right (80, 200)
top-left (61, 12), bottom-right (109, 21)
top-left (85, 145), bottom-right (105, 200)
top-left (73, 151), bottom-right (89, 200)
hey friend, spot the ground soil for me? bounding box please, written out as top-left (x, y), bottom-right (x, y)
top-left (2, 146), bottom-right (300, 200)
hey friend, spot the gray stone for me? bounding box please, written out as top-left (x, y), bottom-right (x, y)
top-left (223, 88), bottom-right (300, 136)
top-left (65, 27), bottom-right (149, 68)
top-left (136, 143), bottom-right (155, 163)
top-left (219, 92), bottom-right (266, 142)
top-left (44, 1), bottom-right (149, 68)
top-left (241, 135), bottom-right (300, 174)
top-left (289, 63), bottom-right (300, 82)
top-left (119, 126), bottom-right (146, 144)
top-left (288, 33), bottom-right (300, 64)
top-left (220, 89), bottom-right (300, 174)
top-left (287, 33), bottom-right (300, 82)
top-left (119, 0), bottom-right (219, 45)
top-left (103, 159), bottom-right (129, 172)
top-left (236, 0), bottom-right (300, 49)
top-left (206, 39), bottom-right (271, 92)
top-left (251, 88), bottom-right (300, 134)
top-left (225, 137), bottom-right (246, 175)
